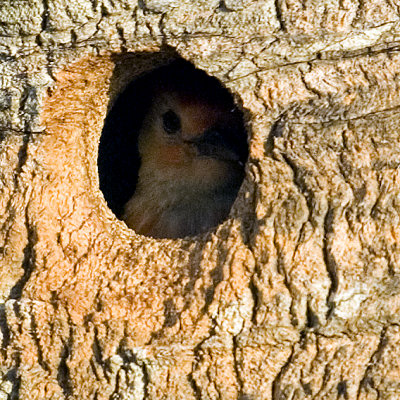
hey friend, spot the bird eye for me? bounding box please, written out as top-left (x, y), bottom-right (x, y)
top-left (162, 110), bottom-right (181, 134)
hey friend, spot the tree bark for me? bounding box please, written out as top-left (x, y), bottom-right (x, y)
top-left (1, 0), bottom-right (400, 399)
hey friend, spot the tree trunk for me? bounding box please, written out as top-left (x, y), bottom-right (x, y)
top-left (1, 0), bottom-right (400, 399)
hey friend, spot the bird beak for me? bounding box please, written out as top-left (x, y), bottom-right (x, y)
top-left (186, 128), bottom-right (244, 165)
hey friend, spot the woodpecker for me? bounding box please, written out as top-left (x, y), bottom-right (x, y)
top-left (122, 62), bottom-right (247, 239)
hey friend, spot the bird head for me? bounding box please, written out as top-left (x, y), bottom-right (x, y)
top-left (137, 77), bottom-right (247, 193)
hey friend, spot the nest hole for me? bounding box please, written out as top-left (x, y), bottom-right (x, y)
top-left (98, 58), bottom-right (248, 239)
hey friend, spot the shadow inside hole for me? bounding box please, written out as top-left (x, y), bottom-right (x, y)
top-left (98, 59), bottom-right (248, 237)
top-left (98, 64), bottom-right (151, 218)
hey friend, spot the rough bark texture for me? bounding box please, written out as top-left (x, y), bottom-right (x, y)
top-left (1, 0), bottom-right (400, 399)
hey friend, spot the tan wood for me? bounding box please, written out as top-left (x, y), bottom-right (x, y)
top-left (0, 1), bottom-right (400, 398)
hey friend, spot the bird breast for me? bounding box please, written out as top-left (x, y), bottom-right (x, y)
top-left (122, 168), bottom-right (240, 239)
